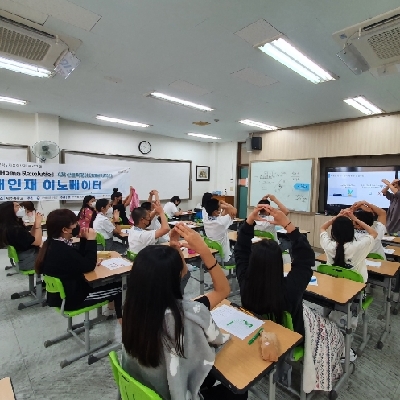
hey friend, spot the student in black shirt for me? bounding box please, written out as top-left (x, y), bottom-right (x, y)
top-left (35, 209), bottom-right (123, 322)
top-left (0, 201), bottom-right (43, 271)
top-left (234, 204), bottom-right (314, 335)
top-left (111, 187), bottom-right (133, 226)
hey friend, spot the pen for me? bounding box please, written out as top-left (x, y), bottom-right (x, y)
top-left (248, 328), bottom-right (263, 345)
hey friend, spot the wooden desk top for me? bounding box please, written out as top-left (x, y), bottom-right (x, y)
top-left (213, 300), bottom-right (302, 392)
top-left (385, 246), bottom-right (400, 257)
top-left (284, 264), bottom-right (365, 305)
top-left (161, 241), bottom-right (218, 259)
top-left (84, 251), bottom-right (132, 282)
top-left (0, 377), bottom-right (15, 400)
top-left (382, 236), bottom-right (400, 244)
top-left (119, 225), bottom-right (132, 230)
top-left (315, 254), bottom-right (400, 277)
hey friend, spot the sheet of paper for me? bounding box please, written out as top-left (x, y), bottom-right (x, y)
top-left (366, 260), bottom-right (381, 267)
top-left (101, 258), bottom-right (131, 270)
top-left (383, 236), bottom-right (395, 241)
top-left (276, 228), bottom-right (287, 234)
top-left (384, 248), bottom-right (395, 255)
top-left (211, 304), bottom-right (263, 340)
top-left (284, 272), bottom-right (288, 277)
top-left (251, 237), bottom-right (262, 243)
top-left (169, 221), bottom-right (196, 228)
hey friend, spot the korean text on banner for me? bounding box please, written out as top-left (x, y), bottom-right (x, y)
top-left (0, 162), bottom-right (130, 201)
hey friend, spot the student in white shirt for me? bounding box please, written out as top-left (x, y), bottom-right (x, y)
top-left (128, 202), bottom-right (170, 254)
top-left (351, 200), bottom-right (387, 260)
top-left (320, 209), bottom-right (377, 282)
top-left (255, 195), bottom-right (289, 241)
top-left (163, 196), bottom-right (183, 219)
top-left (93, 198), bottom-right (125, 253)
top-left (203, 198), bottom-right (237, 264)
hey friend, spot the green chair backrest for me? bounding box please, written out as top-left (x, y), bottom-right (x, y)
top-left (317, 264), bottom-right (364, 283)
top-left (109, 351), bottom-right (162, 400)
top-left (126, 251), bottom-right (137, 262)
top-left (367, 252), bottom-right (384, 260)
top-left (203, 236), bottom-right (224, 259)
top-left (254, 230), bottom-right (275, 240)
top-left (43, 275), bottom-right (66, 299)
top-left (96, 232), bottom-right (106, 248)
top-left (7, 245), bottom-right (19, 262)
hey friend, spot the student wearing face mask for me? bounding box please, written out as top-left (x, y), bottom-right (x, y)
top-left (20, 201), bottom-right (36, 225)
top-left (35, 209), bottom-right (123, 322)
top-left (111, 187), bottom-right (133, 226)
top-left (128, 202), bottom-right (170, 254)
top-left (93, 199), bottom-right (126, 253)
top-left (77, 196), bottom-right (97, 229)
top-left (0, 201), bottom-right (43, 271)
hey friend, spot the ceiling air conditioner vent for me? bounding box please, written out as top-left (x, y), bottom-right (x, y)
top-left (333, 6), bottom-right (400, 72)
top-left (367, 26), bottom-right (400, 60)
top-left (0, 15), bottom-right (68, 70)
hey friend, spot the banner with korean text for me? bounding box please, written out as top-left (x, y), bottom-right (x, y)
top-left (0, 162), bottom-right (130, 201)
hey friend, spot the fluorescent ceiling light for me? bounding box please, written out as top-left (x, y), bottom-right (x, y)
top-left (96, 115), bottom-right (150, 128)
top-left (149, 92), bottom-right (213, 111)
top-left (0, 96), bottom-right (27, 105)
top-left (239, 119), bottom-right (278, 130)
top-left (187, 133), bottom-right (220, 140)
top-left (258, 38), bottom-right (335, 84)
top-left (0, 57), bottom-right (52, 78)
top-left (344, 96), bottom-right (383, 115)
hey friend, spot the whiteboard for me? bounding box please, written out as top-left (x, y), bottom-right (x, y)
top-left (0, 144), bottom-right (29, 161)
top-left (249, 159), bottom-right (313, 212)
top-left (62, 151), bottom-right (191, 200)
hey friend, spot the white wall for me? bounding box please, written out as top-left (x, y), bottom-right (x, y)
top-left (0, 108), bottom-right (239, 212)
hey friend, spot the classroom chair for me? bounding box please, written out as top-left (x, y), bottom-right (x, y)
top-left (125, 251), bottom-right (137, 262)
top-left (367, 253), bottom-right (385, 260)
top-left (43, 275), bottom-right (112, 368)
top-left (317, 264), bottom-right (373, 356)
top-left (8, 245), bottom-right (46, 310)
top-left (254, 230), bottom-right (275, 240)
top-left (202, 237), bottom-right (239, 297)
top-left (96, 232), bottom-right (106, 251)
top-left (109, 351), bottom-right (162, 400)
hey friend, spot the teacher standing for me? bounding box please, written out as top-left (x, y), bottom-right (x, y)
top-left (381, 179), bottom-right (400, 234)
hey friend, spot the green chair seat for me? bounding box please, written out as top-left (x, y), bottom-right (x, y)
top-left (53, 300), bottom-right (109, 317)
top-left (367, 253), bottom-right (385, 260)
top-left (254, 230), bottom-right (275, 240)
top-left (20, 269), bottom-right (35, 276)
top-left (126, 251), bottom-right (137, 262)
top-left (109, 351), bottom-right (162, 399)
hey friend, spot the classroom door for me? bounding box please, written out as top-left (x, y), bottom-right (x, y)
top-left (238, 167), bottom-right (248, 219)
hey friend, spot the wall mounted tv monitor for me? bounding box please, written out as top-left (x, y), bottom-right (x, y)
top-left (325, 166), bottom-right (399, 210)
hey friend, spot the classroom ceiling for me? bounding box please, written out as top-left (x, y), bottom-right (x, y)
top-left (0, 0), bottom-right (400, 142)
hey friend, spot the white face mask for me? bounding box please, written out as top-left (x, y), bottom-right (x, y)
top-left (89, 201), bottom-right (96, 209)
top-left (106, 207), bottom-right (114, 217)
top-left (16, 207), bottom-right (25, 218)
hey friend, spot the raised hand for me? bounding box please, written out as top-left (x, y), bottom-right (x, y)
top-left (382, 179), bottom-right (391, 186)
top-left (247, 205), bottom-right (267, 224)
top-left (173, 223), bottom-right (208, 255)
top-left (263, 205), bottom-right (290, 227)
top-left (35, 212), bottom-right (43, 225)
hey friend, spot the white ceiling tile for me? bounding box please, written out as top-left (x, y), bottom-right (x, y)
top-left (168, 80), bottom-right (211, 96)
top-left (0, 0), bottom-right (48, 24)
top-left (231, 68), bottom-right (278, 87)
top-left (10, 0), bottom-right (101, 31)
top-left (234, 19), bottom-right (281, 46)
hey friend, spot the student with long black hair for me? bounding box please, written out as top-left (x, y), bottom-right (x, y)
top-left (122, 224), bottom-right (246, 400)
top-left (35, 209), bottom-right (122, 321)
top-left (235, 205), bottom-right (345, 392)
top-left (111, 187), bottom-right (133, 225)
top-left (0, 201), bottom-right (43, 271)
top-left (77, 195), bottom-right (97, 229)
top-left (320, 209), bottom-right (377, 283)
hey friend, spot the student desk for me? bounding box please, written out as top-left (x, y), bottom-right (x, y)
top-left (213, 300), bottom-right (302, 399)
top-left (284, 264), bottom-right (365, 396)
top-left (0, 377), bottom-right (16, 400)
top-left (384, 245), bottom-right (400, 258)
top-left (168, 220), bottom-right (203, 230)
top-left (315, 253), bottom-right (400, 348)
top-left (382, 236), bottom-right (400, 244)
top-left (85, 251), bottom-right (133, 365)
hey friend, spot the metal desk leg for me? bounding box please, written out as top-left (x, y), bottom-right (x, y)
top-left (269, 367), bottom-right (276, 400)
top-left (122, 275), bottom-right (127, 306)
top-left (357, 292), bottom-right (370, 355)
top-left (331, 303), bottom-right (352, 396)
top-left (378, 277), bottom-right (392, 349)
